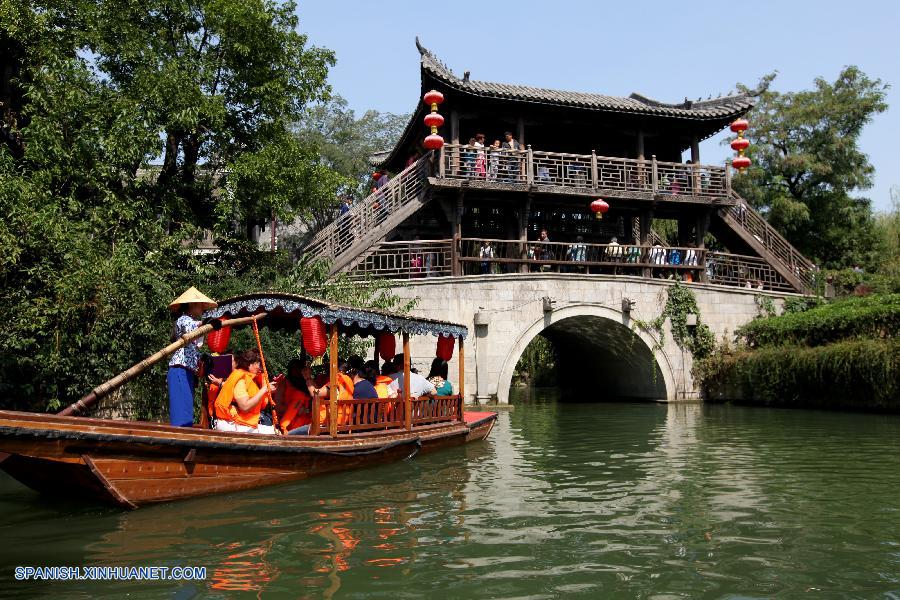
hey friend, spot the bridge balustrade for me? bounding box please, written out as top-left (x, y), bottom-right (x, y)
top-left (346, 237), bottom-right (797, 292)
top-left (438, 144), bottom-right (731, 200)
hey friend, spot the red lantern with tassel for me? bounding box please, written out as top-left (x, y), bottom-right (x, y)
top-left (377, 331), bottom-right (396, 361)
top-left (732, 156), bottom-right (751, 169)
top-left (730, 118), bottom-right (751, 172)
top-left (436, 334), bottom-right (455, 361)
top-left (590, 198), bottom-right (609, 220)
top-left (300, 316), bottom-right (327, 357)
top-left (423, 90), bottom-right (445, 151)
top-left (206, 325), bottom-right (231, 354)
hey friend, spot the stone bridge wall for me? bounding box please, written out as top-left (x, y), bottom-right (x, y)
top-left (388, 274), bottom-right (797, 403)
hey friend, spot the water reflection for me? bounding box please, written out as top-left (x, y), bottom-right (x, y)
top-left (1, 400), bottom-right (899, 598)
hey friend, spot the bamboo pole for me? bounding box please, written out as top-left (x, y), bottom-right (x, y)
top-left (457, 337), bottom-right (465, 421)
top-left (329, 322), bottom-right (339, 438)
top-left (403, 333), bottom-right (411, 431)
top-left (58, 314), bottom-right (266, 417)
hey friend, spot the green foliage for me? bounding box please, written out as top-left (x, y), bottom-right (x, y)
top-left (754, 294), bottom-right (777, 318)
top-left (699, 339), bottom-right (900, 411)
top-left (736, 294), bottom-right (900, 348)
top-left (292, 95), bottom-right (410, 234)
top-left (513, 335), bottom-right (558, 387)
top-left (641, 282), bottom-right (715, 360)
top-left (873, 189), bottom-right (900, 278)
top-left (0, 1), bottom-right (411, 421)
top-left (732, 67), bottom-right (888, 268)
top-left (782, 295), bottom-right (826, 314)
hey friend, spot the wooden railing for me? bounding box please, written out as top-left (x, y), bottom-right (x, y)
top-left (410, 395), bottom-right (462, 426)
top-left (303, 154), bottom-right (431, 265)
top-left (346, 237), bottom-right (807, 292)
top-left (706, 252), bottom-right (796, 292)
top-left (458, 237), bottom-right (707, 278)
top-left (438, 144), bottom-right (730, 200)
top-left (721, 200), bottom-right (816, 292)
top-left (310, 394), bottom-right (463, 435)
top-left (346, 239), bottom-right (453, 280)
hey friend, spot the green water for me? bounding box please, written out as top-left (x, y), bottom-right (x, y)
top-left (1, 396), bottom-right (899, 598)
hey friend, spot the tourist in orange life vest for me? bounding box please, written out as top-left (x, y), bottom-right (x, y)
top-left (287, 360), bottom-right (355, 435)
top-left (276, 359), bottom-right (317, 434)
top-left (213, 349), bottom-right (278, 434)
top-left (369, 360), bottom-right (397, 399)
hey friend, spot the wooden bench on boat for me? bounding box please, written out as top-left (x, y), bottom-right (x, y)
top-left (0, 292), bottom-right (497, 508)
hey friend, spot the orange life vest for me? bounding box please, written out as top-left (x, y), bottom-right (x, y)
top-left (279, 381), bottom-right (311, 432)
top-left (215, 369), bottom-right (264, 428)
top-left (314, 374), bottom-right (354, 428)
top-left (374, 375), bottom-right (392, 399)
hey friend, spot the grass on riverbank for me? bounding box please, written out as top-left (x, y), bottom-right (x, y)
top-left (699, 293), bottom-right (900, 411)
top-left (700, 338), bottom-right (900, 411)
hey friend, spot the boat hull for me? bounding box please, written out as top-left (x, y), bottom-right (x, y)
top-left (0, 410), bottom-right (496, 508)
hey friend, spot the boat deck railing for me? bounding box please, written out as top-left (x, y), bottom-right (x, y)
top-left (310, 395), bottom-right (463, 436)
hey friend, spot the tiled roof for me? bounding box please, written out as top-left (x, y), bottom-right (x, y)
top-left (416, 37), bottom-right (755, 120)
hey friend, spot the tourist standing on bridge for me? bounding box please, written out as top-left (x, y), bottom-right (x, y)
top-left (488, 140), bottom-right (501, 180)
top-left (479, 240), bottom-right (494, 274)
top-left (474, 133), bottom-right (487, 177)
top-left (501, 132), bottom-right (521, 181)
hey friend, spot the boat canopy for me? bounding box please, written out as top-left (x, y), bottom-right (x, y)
top-left (205, 292), bottom-right (468, 339)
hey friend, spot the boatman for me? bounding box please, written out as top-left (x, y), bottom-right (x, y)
top-left (167, 286), bottom-right (218, 427)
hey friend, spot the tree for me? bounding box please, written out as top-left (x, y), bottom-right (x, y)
top-left (295, 95), bottom-right (409, 196)
top-left (731, 67), bottom-right (888, 268)
top-left (0, 0), bottom-right (364, 415)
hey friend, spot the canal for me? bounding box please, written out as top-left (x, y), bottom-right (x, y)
top-left (1, 394), bottom-right (899, 598)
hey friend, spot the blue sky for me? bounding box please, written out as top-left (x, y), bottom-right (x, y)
top-left (297, 0), bottom-right (898, 211)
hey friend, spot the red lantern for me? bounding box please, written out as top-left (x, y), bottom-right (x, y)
top-left (372, 171), bottom-right (381, 180)
top-left (206, 325), bottom-right (231, 354)
top-left (590, 198), bottom-right (609, 220)
top-left (423, 112), bottom-right (445, 128)
top-left (436, 334), bottom-right (455, 361)
top-left (730, 137), bottom-right (749, 152)
top-left (730, 118), bottom-right (749, 133)
top-left (300, 316), bottom-right (327, 357)
top-left (732, 156), bottom-right (751, 169)
top-left (423, 90), bottom-right (445, 108)
top-left (377, 331), bottom-right (396, 361)
top-left (424, 134), bottom-right (445, 150)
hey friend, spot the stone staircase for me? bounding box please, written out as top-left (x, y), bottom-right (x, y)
top-left (303, 155), bottom-right (432, 274)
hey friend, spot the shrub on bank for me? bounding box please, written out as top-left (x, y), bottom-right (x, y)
top-left (700, 338), bottom-right (900, 411)
top-left (737, 294), bottom-right (900, 348)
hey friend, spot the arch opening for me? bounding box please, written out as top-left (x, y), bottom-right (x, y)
top-left (500, 306), bottom-right (674, 403)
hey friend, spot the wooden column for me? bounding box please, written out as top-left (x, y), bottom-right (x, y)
top-left (690, 136), bottom-right (700, 164)
top-left (402, 332), bottom-right (411, 431)
top-left (457, 336), bottom-right (465, 418)
top-left (519, 194), bottom-right (532, 273)
top-left (516, 117), bottom-right (525, 147)
top-left (453, 191), bottom-right (464, 276)
top-left (450, 110), bottom-right (459, 174)
top-left (636, 129), bottom-right (646, 188)
top-left (328, 322), bottom-right (338, 438)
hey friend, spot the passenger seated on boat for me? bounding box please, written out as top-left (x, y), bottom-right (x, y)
top-left (427, 358), bottom-right (454, 395)
top-left (213, 349), bottom-right (278, 434)
top-left (276, 359), bottom-right (316, 434)
top-left (372, 361), bottom-right (397, 398)
top-left (350, 361), bottom-right (378, 400)
top-left (388, 367), bottom-right (437, 398)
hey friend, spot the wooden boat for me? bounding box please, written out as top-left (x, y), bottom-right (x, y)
top-left (0, 293), bottom-right (496, 508)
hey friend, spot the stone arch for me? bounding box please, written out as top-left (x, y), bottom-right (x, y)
top-left (496, 303), bottom-right (677, 403)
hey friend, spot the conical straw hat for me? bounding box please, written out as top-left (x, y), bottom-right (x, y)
top-left (169, 286), bottom-right (218, 312)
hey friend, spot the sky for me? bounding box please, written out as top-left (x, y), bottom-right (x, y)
top-left (296, 0), bottom-right (899, 211)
